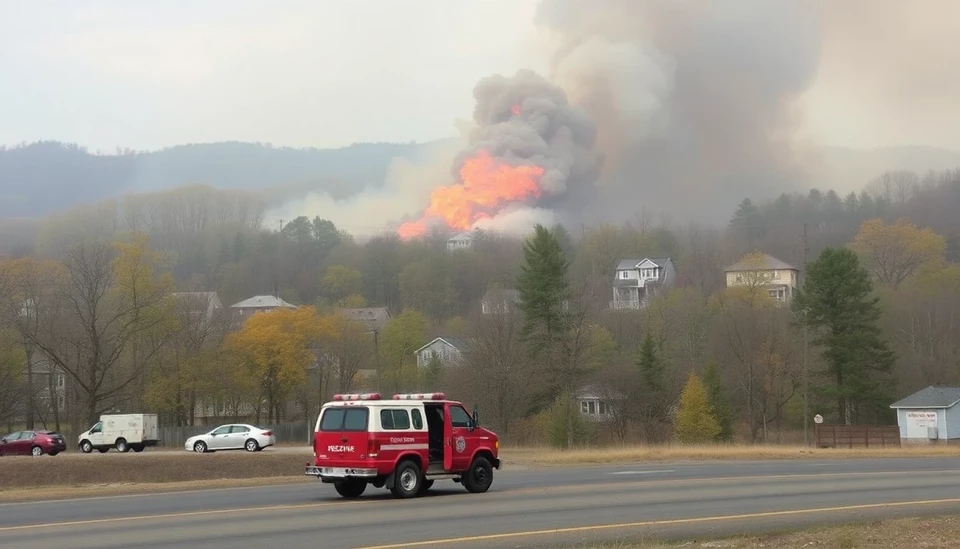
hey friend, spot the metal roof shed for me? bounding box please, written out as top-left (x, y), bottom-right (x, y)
top-left (890, 386), bottom-right (960, 441)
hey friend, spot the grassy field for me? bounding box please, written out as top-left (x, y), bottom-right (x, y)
top-left (580, 514), bottom-right (960, 548)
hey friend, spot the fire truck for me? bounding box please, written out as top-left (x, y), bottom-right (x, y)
top-left (304, 392), bottom-right (501, 498)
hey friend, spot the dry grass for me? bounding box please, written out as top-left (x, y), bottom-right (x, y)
top-left (502, 443), bottom-right (960, 466)
top-left (0, 451), bottom-right (310, 491)
top-left (576, 514), bottom-right (960, 548)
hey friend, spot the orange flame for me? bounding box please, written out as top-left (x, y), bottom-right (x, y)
top-left (397, 149), bottom-right (544, 239)
top-left (511, 104), bottom-right (521, 115)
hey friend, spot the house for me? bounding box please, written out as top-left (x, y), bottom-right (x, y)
top-left (611, 258), bottom-right (677, 310)
top-left (229, 295), bottom-right (297, 323)
top-left (723, 253), bottom-right (799, 303)
top-left (171, 292), bottom-right (223, 323)
top-left (480, 288), bottom-right (520, 315)
top-left (414, 337), bottom-right (467, 368)
top-left (447, 231), bottom-right (474, 251)
top-left (339, 307), bottom-right (391, 333)
top-left (890, 386), bottom-right (960, 442)
top-left (26, 355), bottom-right (66, 415)
top-left (575, 384), bottom-right (625, 421)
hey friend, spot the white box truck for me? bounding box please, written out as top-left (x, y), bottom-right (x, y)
top-left (77, 413), bottom-right (160, 453)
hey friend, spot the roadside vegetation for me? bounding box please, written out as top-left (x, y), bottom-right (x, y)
top-left (580, 514), bottom-right (960, 548)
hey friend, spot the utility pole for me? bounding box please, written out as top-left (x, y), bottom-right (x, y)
top-left (802, 222), bottom-right (810, 446)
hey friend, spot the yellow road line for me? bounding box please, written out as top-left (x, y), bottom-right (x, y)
top-left (353, 498), bottom-right (960, 549)
top-left (0, 500), bottom-right (366, 532)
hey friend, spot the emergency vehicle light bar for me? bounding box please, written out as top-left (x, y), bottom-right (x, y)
top-left (392, 392), bottom-right (445, 400)
top-left (332, 393), bottom-right (382, 401)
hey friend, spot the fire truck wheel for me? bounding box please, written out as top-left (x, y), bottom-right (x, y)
top-left (463, 456), bottom-right (493, 493)
top-left (392, 460), bottom-right (422, 498)
top-left (418, 479), bottom-right (434, 494)
top-left (334, 479), bottom-right (367, 498)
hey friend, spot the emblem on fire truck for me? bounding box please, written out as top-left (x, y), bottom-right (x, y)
top-left (455, 436), bottom-right (466, 453)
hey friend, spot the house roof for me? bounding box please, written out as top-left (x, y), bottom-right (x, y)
top-left (448, 231), bottom-right (474, 242)
top-left (890, 386), bottom-right (960, 409)
top-left (414, 336), bottom-right (469, 354)
top-left (616, 258), bottom-right (671, 271)
top-left (724, 254), bottom-right (797, 273)
top-left (339, 307), bottom-right (391, 331)
top-left (576, 383), bottom-right (628, 401)
top-left (230, 295), bottom-right (297, 309)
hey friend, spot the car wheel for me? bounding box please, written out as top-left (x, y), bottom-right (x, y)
top-left (334, 479), bottom-right (367, 498)
top-left (463, 456), bottom-right (494, 494)
top-left (244, 439), bottom-right (259, 452)
top-left (392, 460), bottom-right (422, 499)
top-left (116, 438), bottom-right (129, 453)
top-left (80, 440), bottom-right (93, 453)
top-left (31, 446), bottom-right (43, 457)
top-left (193, 441), bottom-right (207, 453)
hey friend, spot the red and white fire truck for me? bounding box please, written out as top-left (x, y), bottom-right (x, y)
top-left (304, 392), bottom-right (502, 498)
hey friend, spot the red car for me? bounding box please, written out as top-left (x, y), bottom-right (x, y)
top-left (0, 430), bottom-right (67, 456)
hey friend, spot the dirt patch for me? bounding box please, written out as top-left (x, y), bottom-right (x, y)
top-left (577, 514), bottom-right (960, 548)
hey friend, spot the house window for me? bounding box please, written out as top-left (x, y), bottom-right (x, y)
top-left (735, 274), bottom-right (743, 283)
top-left (598, 401), bottom-right (607, 415)
top-left (620, 270), bottom-right (629, 279)
top-left (768, 288), bottom-right (786, 301)
top-left (580, 401), bottom-right (589, 414)
top-left (640, 268), bottom-right (657, 279)
top-left (773, 270), bottom-right (780, 279)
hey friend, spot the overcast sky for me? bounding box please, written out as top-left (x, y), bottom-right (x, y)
top-left (2, 0), bottom-right (958, 152)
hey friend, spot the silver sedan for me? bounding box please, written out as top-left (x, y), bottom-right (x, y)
top-left (184, 424), bottom-right (276, 453)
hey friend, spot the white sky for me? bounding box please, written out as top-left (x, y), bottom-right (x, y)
top-left (1, 0), bottom-right (957, 152)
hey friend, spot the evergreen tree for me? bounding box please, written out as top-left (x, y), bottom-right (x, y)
top-left (517, 224), bottom-right (572, 355)
top-left (729, 198), bottom-right (765, 249)
top-left (702, 359), bottom-right (735, 442)
top-left (636, 332), bottom-right (664, 393)
top-left (794, 247), bottom-right (897, 424)
top-left (421, 354), bottom-right (443, 391)
top-left (674, 372), bottom-right (721, 443)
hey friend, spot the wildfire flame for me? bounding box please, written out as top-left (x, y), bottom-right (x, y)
top-left (511, 104), bottom-right (521, 115)
top-left (397, 149), bottom-right (545, 239)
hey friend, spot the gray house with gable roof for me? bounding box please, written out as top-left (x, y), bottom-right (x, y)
top-left (611, 257), bottom-right (677, 310)
top-left (890, 386), bottom-right (960, 441)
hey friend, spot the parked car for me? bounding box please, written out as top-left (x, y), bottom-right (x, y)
top-left (184, 424), bottom-right (275, 453)
top-left (0, 430), bottom-right (67, 456)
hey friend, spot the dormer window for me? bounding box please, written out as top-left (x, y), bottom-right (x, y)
top-left (620, 271), bottom-right (629, 279)
top-left (640, 268), bottom-right (658, 279)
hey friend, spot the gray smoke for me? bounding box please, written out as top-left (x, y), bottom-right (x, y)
top-left (535, 0), bottom-right (823, 225)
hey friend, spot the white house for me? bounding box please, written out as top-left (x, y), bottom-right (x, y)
top-left (229, 295), bottom-right (297, 326)
top-left (611, 258), bottom-right (677, 310)
top-left (480, 288), bottom-right (520, 315)
top-left (447, 232), bottom-right (475, 251)
top-left (575, 384), bottom-right (625, 421)
top-left (414, 337), bottom-right (467, 368)
top-left (890, 386), bottom-right (960, 442)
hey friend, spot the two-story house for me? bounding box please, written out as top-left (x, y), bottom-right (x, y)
top-left (447, 232), bottom-right (475, 251)
top-left (611, 258), bottom-right (677, 310)
top-left (414, 337), bottom-right (467, 368)
top-left (229, 295), bottom-right (297, 327)
top-left (723, 253), bottom-right (799, 303)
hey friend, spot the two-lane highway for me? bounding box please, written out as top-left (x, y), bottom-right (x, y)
top-left (3, 458), bottom-right (960, 548)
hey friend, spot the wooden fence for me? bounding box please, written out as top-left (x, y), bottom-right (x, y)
top-left (814, 424), bottom-right (901, 448)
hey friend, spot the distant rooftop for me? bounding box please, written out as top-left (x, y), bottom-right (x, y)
top-left (890, 386), bottom-right (960, 409)
top-left (616, 258), bottom-right (671, 271)
top-left (724, 253), bottom-right (797, 273)
top-left (230, 295), bottom-right (297, 309)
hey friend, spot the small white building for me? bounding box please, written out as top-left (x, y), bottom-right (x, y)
top-left (890, 386), bottom-right (960, 442)
top-left (414, 337), bottom-right (467, 368)
top-left (447, 232), bottom-right (474, 252)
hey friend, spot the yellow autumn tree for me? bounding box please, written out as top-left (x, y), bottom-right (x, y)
top-left (674, 372), bottom-right (722, 443)
top-left (851, 218), bottom-right (946, 289)
top-left (227, 306), bottom-right (324, 422)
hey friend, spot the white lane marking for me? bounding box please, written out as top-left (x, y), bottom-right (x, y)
top-left (607, 470), bottom-right (675, 475)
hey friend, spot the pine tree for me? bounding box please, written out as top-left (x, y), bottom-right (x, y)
top-left (795, 247), bottom-right (897, 424)
top-left (674, 372), bottom-right (721, 443)
top-left (517, 224), bottom-right (572, 355)
top-left (636, 333), bottom-right (664, 393)
top-left (702, 359), bottom-right (735, 442)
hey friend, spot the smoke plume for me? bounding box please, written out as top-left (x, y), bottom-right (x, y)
top-left (536, 0), bottom-right (823, 225)
top-left (397, 69), bottom-right (601, 237)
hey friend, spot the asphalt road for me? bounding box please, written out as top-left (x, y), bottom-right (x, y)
top-left (3, 457), bottom-right (960, 549)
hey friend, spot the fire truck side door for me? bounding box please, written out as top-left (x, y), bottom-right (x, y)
top-left (442, 405), bottom-right (453, 470)
top-left (445, 404), bottom-right (474, 471)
